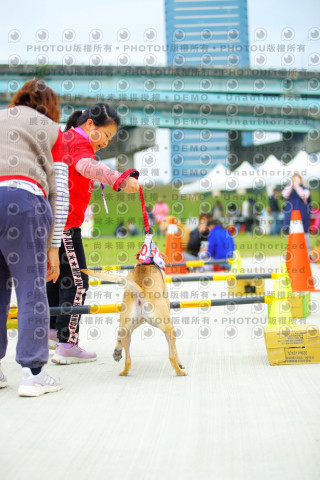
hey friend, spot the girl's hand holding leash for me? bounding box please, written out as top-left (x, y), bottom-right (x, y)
top-left (119, 176), bottom-right (140, 193)
top-left (113, 168), bottom-right (140, 194)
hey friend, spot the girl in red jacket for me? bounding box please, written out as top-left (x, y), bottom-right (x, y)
top-left (48, 103), bottom-right (139, 364)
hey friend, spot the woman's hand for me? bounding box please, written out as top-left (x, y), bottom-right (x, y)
top-left (47, 247), bottom-right (60, 283)
top-left (119, 177), bottom-right (140, 193)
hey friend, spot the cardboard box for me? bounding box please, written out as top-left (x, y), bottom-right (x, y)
top-left (266, 346), bottom-right (320, 365)
top-left (264, 324), bottom-right (320, 348)
top-left (227, 278), bottom-right (265, 296)
top-left (267, 292), bottom-right (311, 319)
top-left (264, 324), bottom-right (320, 365)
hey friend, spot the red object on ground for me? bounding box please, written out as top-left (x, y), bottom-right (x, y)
top-left (213, 265), bottom-right (229, 272)
top-left (227, 225), bottom-right (236, 235)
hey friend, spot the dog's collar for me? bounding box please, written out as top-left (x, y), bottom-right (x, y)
top-left (136, 260), bottom-right (156, 268)
top-left (137, 258), bottom-right (166, 272)
top-left (136, 260), bottom-right (166, 283)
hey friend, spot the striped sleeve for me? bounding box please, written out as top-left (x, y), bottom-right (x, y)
top-left (50, 161), bottom-right (69, 248)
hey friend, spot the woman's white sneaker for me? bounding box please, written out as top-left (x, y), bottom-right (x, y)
top-left (18, 367), bottom-right (63, 397)
top-left (0, 363), bottom-right (8, 388)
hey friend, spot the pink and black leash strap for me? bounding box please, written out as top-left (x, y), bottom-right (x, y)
top-left (112, 168), bottom-right (151, 234)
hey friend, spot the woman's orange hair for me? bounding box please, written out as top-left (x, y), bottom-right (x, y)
top-left (8, 79), bottom-right (60, 122)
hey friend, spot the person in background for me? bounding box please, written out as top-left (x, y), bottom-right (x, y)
top-left (200, 219), bottom-right (235, 271)
top-left (258, 206), bottom-right (272, 235)
top-left (47, 104), bottom-right (140, 365)
top-left (152, 197), bottom-right (170, 233)
top-left (249, 198), bottom-right (257, 227)
top-left (242, 198), bottom-right (257, 232)
top-left (269, 188), bottom-right (281, 235)
top-left (114, 222), bottom-right (128, 238)
top-left (0, 79), bottom-right (69, 396)
top-left (127, 221), bottom-right (139, 236)
top-left (226, 202), bottom-right (240, 234)
top-left (212, 200), bottom-right (223, 220)
top-left (241, 198), bottom-right (249, 230)
top-left (146, 205), bottom-right (155, 231)
top-left (185, 213), bottom-right (212, 260)
top-left (282, 173), bottom-right (312, 255)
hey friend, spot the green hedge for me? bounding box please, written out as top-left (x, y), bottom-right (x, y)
top-left (91, 182), bottom-right (320, 236)
top-left (91, 183), bottom-right (271, 235)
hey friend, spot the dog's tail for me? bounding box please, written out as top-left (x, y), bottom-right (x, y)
top-left (82, 269), bottom-right (144, 297)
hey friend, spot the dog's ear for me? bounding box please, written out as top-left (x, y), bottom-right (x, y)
top-left (161, 252), bottom-right (171, 265)
top-left (135, 251), bottom-right (141, 260)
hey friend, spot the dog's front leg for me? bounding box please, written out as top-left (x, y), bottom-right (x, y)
top-left (117, 323), bottom-right (132, 376)
top-left (172, 343), bottom-right (185, 371)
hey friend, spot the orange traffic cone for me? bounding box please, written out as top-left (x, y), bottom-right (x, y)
top-left (286, 210), bottom-right (320, 292)
top-left (165, 218), bottom-right (188, 274)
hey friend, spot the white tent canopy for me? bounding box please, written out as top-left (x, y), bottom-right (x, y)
top-left (179, 160), bottom-right (261, 194)
top-left (179, 152), bottom-right (320, 195)
top-left (179, 162), bottom-right (258, 193)
top-left (254, 155), bottom-right (288, 193)
top-left (287, 151), bottom-right (320, 180)
top-left (227, 161), bottom-right (257, 190)
top-left (288, 151), bottom-right (309, 174)
top-left (179, 163), bottom-right (227, 194)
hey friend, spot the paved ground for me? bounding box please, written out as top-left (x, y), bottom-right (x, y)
top-left (1, 255), bottom-right (320, 480)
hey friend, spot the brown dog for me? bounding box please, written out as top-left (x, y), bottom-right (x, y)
top-left (83, 261), bottom-right (187, 376)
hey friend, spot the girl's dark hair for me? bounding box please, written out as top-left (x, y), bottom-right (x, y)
top-left (207, 219), bottom-right (221, 228)
top-left (199, 213), bottom-right (213, 221)
top-left (8, 79), bottom-right (60, 122)
top-left (64, 103), bottom-right (120, 131)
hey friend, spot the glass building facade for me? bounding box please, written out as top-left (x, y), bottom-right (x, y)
top-left (165, 0), bottom-right (250, 183)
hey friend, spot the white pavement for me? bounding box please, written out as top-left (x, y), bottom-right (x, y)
top-left (1, 256), bottom-right (320, 480)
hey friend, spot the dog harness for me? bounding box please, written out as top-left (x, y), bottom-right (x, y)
top-left (137, 234), bottom-right (166, 271)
